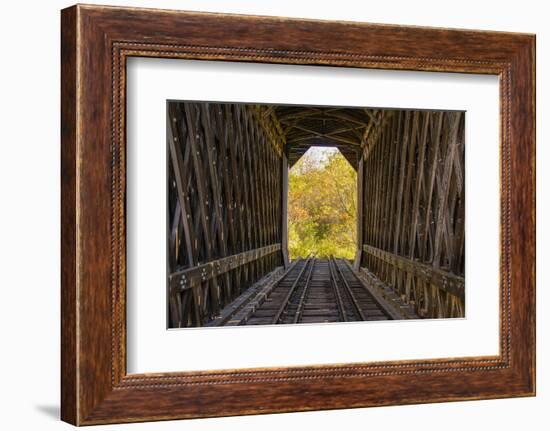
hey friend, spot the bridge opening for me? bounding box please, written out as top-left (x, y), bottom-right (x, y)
top-left (167, 101), bottom-right (465, 328)
top-left (288, 147), bottom-right (356, 260)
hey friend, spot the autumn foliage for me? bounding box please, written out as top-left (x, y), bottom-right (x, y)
top-left (288, 149), bottom-right (357, 260)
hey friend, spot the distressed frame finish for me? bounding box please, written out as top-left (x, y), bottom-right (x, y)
top-left (61, 4), bottom-right (535, 425)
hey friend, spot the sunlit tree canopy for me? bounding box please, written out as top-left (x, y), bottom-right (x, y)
top-left (288, 148), bottom-right (357, 260)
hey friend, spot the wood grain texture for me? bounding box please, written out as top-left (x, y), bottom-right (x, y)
top-left (359, 110), bottom-right (465, 318)
top-left (166, 102), bottom-right (284, 327)
top-left (60, 6), bottom-right (78, 425)
top-left (61, 4), bottom-right (535, 425)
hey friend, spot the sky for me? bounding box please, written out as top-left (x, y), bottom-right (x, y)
top-left (292, 146), bottom-right (339, 171)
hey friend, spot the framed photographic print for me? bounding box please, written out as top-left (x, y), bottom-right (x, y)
top-left (61, 4), bottom-right (535, 425)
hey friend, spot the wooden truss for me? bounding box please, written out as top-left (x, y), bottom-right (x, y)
top-left (276, 106), bottom-right (382, 169)
top-left (168, 102), bottom-right (285, 327)
top-left (356, 110), bottom-right (465, 318)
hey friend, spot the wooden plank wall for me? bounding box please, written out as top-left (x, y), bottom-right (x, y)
top-left (167, 102), bottom-right (284, 327)
top-left (360, 110), bottom-right (465, 318)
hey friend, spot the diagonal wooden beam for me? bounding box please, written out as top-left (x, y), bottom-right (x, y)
top-left (364, 108), bottom-right (380, 126)
top-left (362, 111), bottom-right (394, 160)
top-left (167, 106), bottom-right (196, 268)
top-left (183, 103), bottom-right (221, 315)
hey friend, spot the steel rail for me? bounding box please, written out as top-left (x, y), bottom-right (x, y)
top-left (332, 258), bottom-right (367, 321)
top-left (206, 260), bottom-right (301, 327)
top-left (342, 259), bottom-right (399, 320)
top-left (328, 257), bottom-right (348, 322)
top-left (292, 259), bottom-right (316, 324)
top-left (270, 257), bottom-right (312, 324)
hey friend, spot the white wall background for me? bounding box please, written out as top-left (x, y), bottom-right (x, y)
top-left (0, 0), bottom-right (546, 429)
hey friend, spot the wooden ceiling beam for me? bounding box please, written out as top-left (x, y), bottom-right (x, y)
top-left (287, 133), bottom-right (359, 146)
top-left (326, 111), bottom-right (370, 127)
top-left (277, 108), bottom-right (339, 122)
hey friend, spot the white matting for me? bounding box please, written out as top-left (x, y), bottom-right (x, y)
top-left (126, 57), bottom-right (500, 373)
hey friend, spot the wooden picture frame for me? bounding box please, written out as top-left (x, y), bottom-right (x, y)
top-left (61, 4), bottom-right (535, 425)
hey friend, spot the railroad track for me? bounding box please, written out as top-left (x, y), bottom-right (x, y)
top-left (241, 257), bottom-right (392, 325)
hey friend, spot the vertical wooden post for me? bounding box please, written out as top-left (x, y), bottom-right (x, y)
top-left (281, 153), bottom-right (290, 268)
top-left (353, 154), bottom-right (364, 270)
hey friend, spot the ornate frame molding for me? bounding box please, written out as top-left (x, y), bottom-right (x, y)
top-left (61, 4), bottom-right (535, 425)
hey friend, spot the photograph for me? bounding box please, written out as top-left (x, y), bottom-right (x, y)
top-left (45, 1), bottom-right (536, 426)
top-left (167, 101), bottom-right (465, 328)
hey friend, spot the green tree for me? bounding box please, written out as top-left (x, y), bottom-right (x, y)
top-left (288, 149), bottom-right (357, 260)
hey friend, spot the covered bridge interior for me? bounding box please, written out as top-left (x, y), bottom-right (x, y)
top-left (167, 101), bottom-right (465, 328)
